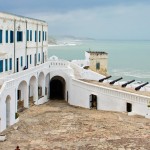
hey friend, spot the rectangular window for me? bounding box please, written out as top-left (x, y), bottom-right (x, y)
top-left (6, 30), bottom-right (8, 43)
top-left (0, 30), bottom-right (2, 43)
top-left (43, 31), bottom-right (44, 41)
top-left (5, 59), bottom-right (8, 71)
top-left (9, 58), bottom-right (12, 70)
top-left (96, 63), bottom-right (100, 70)
top-left (35, 31), bottom-right (37, 42)
top-left (39, 31), bottom-right (41, 42)
top-left (0, 60), bottom-right (3, 72)
top-left (30, 55), bottom-right (32, 64)
top-left (30, 30), bottom-right (32, 41)
top-left (10, 30), bottom-right (13, 43)
top-left (17, 31), bottom-right (23, 42)
top-left (27, 30), bottom-right (29, 41)
top-left (45, 31), bottom-right (46, 41)
top-left (21, 56), bottom-right (23, 67)
top-left (38, 53), bottom-right (40, 62)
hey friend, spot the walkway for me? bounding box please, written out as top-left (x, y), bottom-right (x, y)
top-left (0, 100), bottom-right (150, 150)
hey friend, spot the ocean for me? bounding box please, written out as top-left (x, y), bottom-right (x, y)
top-left (48, 40), bottom-right (150, 82)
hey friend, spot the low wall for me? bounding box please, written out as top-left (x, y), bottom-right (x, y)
top-left (69, 79), bottom-right (150, 117)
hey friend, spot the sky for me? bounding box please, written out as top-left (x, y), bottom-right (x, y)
top-left (0, 0), bottom-right (150, 40)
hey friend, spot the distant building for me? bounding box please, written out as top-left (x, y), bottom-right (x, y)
top-left (0, 12), bottom-right (48, 77)
top-left (85, 51), bottom-right (108, 76)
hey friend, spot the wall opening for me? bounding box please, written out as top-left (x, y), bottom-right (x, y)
top-left (126, 103), bottom-right (132, 112)
top-left (50, 76), bottom-right (65, 100)
top-left (6, 95), bottom-right (11, 127)
top-left (90, 94), bottom-right (97, 109)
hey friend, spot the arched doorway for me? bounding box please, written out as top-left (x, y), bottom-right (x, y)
top-left (29, 76), bottom-right (37, 106)
top-left (38, 72), bottom-right (45, 98)
top-left (17, 80), bottom-right (28, 111)
top-left (6, 95), bottom-right (11, 127)
top-left (50, 76), bottom-right (65, 100)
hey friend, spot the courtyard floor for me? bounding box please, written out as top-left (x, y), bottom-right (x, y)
top-left (0, 100), bottom-right (150, 150)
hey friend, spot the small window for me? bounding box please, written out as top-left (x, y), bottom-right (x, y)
top-left (96, 62), bottom-right (100, 70)
top-left (30, 55), bottom-right (32, 64)
top-left (43, 31), bottom-right (44, 41)
top-left (0, 30), bottom-right (3, 43)
top-left (39, 31), bottom-right (41, 42)
top-left (45, 31), bottom-right (46, 41)
top-left (5, 59), bottom-right (8, 71)
top-left (30, 30), bottom-right (32, 41)
top-left (0, 60), bottom-right (3, 72)
top-left (26, 30), bottom-right (29, 41)
top-left (10, 30), bottom-right (13, 43)
top-left (38, 53), bottom-right (40, 62)
top-left (9, 58), bottom-right (12, 70)
top-left (6, 30), bottom-right (8, 43)
top-left (17, 31), bottom-right (23, 42)
top-left (35, 31), bottom-right (37, 42)
top-left (21, 56), bottom-right (23, 67)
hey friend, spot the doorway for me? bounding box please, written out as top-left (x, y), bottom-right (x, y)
top-left (50, 76), bottom-right (65, 100)
top-left (90, 94), bottom-right (97, 109)
top-left (126, 103), bottom-right (132, 112)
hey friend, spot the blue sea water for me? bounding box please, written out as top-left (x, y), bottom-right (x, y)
top-left (48, 40), bottom-right (150, 82)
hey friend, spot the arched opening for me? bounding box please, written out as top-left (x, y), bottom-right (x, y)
top-left (38, 72), bottom-right (45, 98)
top-left (17, 80), bottom-right (28, 111)
top-left (6, 95), bottom-right (11, 127)
top-left (45, 73), bottom-right (50, 98)
top-left (29, 76), bottom-right (37, 106)
top-left (50, 76), bottom-right (65, 100)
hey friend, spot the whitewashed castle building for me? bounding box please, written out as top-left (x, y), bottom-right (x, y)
top-left (0, 12), bottom-right (150, 133)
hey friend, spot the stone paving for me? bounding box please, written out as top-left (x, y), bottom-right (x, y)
top-left (0, 100), bottom-right (150, 150)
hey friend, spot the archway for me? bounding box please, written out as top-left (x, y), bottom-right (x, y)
top-left (50, 76), bottom-right (65, 100)
top-left (6, 95), bottom-right (11, 127)
top-left (17, 80), bottom-right (28, 111)
top-left (45, 73), bottom-right (50, 98)
top-left (38, 72), bottom-right (45, 98)
top-left (29, 76), bottom-right (37, 106)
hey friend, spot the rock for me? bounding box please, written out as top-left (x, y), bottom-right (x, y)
top-left (14, 126), bottom-right (18, 130)
top-left (0, 135), bottom-right (6, 142)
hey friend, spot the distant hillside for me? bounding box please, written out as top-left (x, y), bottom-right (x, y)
top-left (48, 36), bottom-right (57, 45)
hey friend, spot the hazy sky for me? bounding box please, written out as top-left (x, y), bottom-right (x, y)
top-left (0, 0), bottom-right (150, 40)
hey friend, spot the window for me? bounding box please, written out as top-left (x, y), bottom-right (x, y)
top-left (39, 31), bottom-right (41, 42)
top-left (38, 53), bottom-right (40, 62)
top-left (17, 31), bottom-right (23, 42)
top-left (10, 30), bottom-right (13, 43)
top-left (5, 59), bottom-right (8, 71)
top-left (6, 30), bottom-right (8, 43)
top-left (0, 30), bottom-right (2, 43)
top-left (21, 56), bottom-right (23, 67)
top-left (96, 62), bottom-right (100, 70)
top-left (30, 55), bottom-right (32, 64)
top-left (0, 60), bottom-right (3, 72)
top-left (35, 31), bottom-right (37, 42)
top-left (9, 58), bottom-right (12, 70)
top-left (45, 31), bottom-right (46, 41)
top-left (27, 30), bottom-right (29, 41)
top-left (30, 30), bottom-right (32, 41)
top-left (43, 31), bottom-right (44, 41)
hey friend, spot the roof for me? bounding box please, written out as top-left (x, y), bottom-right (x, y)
top-left (0, 12), bottom-right (47, 24)
top-left (86, 51), bottom-right (108, 55)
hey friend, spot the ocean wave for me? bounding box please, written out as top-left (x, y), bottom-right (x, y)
top-left (111, 69), bottom-right (150, 79)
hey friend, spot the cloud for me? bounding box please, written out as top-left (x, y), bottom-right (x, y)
top-left (26, 3), bottom-right (150, 39)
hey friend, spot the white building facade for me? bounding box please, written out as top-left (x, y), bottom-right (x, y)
top-left (0, 13), bottom-right (150, 133)
top-left (0, 12), bottom-right (48, 77)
